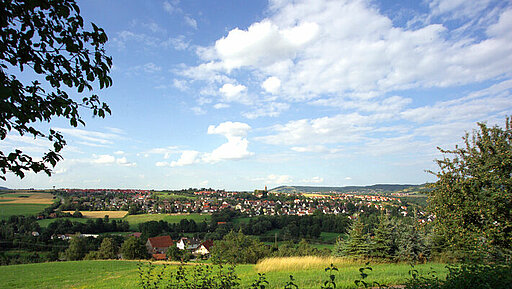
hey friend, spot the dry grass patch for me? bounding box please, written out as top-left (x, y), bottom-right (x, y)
top-left (0, 193), bottom-right (55, 204)
top-left (255, 256), bottom-right (386, 272)
top-left (63, 211), bottom-right (128, 218)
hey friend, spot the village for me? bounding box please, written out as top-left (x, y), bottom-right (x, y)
top-left (56, 188), bottom-right (417, 218)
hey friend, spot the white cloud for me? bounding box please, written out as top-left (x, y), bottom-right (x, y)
top-left (301, 176), bottom-right (324, 184)
top-left (218, 83), bottom-right (251, 104)
top-left (91, 154), bottom-right (116, 164)
top-left (184, 16), bottom-right (198, 29)
top-left (207, 121), bottom-right (251, 138)
top-left (254, 174), bottom-right (293, 185)
top-left (116, 157), bottom-right (137, 167)
top-left (203, 121), bottom-right (253, 162)
top-left (243, 102), bottom-right (289, 119)
top-left (114, 151), bottom-right (125, 155)
top-left (171, 150), bottom-right (200, 167)
top-left (184, 0), bottom-right (512, 104)
top-left (262, 76), bottom-right (282, 94)
top-left (55, 128), bottom-right (122, 147)
top-left (213, 103), bottom-right (230, 109)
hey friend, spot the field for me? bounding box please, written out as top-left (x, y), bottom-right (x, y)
top-left (37, 217), bottom-right (92, 228)
top-left (0, 192), bottom-right (55, 204)
top-left (152, 191), bottom-right (197, 200)
top-left (0, 204), bottom-right (51, 220)
top-left (0, 191), bottom-right (56, 219)
top-left (123, 213), bottom-right (211, 230)
top-left (63, 210), bottom-right (129, 218)
top-left (0, 259), bottom-right (448, 288)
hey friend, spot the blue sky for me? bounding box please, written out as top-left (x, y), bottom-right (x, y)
top-left (3, 0), bottom-right (512, 190)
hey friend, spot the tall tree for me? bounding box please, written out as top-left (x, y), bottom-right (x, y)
top-left (0, 0), bottom-right (112, 180)
top-left (64, 234), bottom-right (88, 261)
top-left (97, 237), bottom-right (118, 259)
top-left (333, 218), bottom-right (369, 258)
top-left (120, 237), bottom-right (147, 260)
top-left (368, 214), bottom-right (394, 259)
top-left (428, 118), bottom-right (512, 260)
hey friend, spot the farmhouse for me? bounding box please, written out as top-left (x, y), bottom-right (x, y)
top-left (193, 240), bottom-right (214, 256)
top-left (146, 235), bottom-right (173, 254)
top-left (176, 237), bottom-right (201, 251)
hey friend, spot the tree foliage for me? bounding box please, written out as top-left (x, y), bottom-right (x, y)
top-left (0, 0), bottom-right (112, 180)
top-left (210, 230), bottom-right (269, 264)
top-left (428, 118), bottom-right (512, 260)
top-left (120, 237), bottom-right (148, 260)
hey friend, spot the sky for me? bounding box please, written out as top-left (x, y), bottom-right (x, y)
top-left (2, 0), bottom-right (512, 190)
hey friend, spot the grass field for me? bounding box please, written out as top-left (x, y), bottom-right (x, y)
top-left (37, 217), bottom-right (92, 228)
top-left (0, 259), bottom-right (448, 288)
top-left (0, 192), bottom-right (54, 204)
top-left (63, 210), bottom-right (129, 218)
top-left (0, 204), bottom-right (50, 219)
top-left (123, 213), bottom-right (211, 230)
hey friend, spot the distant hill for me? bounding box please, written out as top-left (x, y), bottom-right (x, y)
top-left (0, 186), bottom-right (10, 191)
top-left (270, 184), bottom-right (428, 194)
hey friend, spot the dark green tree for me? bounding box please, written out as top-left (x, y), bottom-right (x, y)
top-left (333, 218), bottom-right (369, 258)
top-left (97, 237), bottom-right (118, 259)
top-left (63, 234), bottom-right (88, 261)
top-left (0, 0), bottom-right (112, 180)
top-left (210, 230), bottom-right (269, 264)
top-left (428, 118), bottom-right (512, 260)
top-left (368, 214), bottom-right (394, 259)
top-left (120, 237), bottom-right (147, 260)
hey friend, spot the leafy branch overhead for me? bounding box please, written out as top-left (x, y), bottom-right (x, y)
top-left (0, 0), bottom-right (112, 179)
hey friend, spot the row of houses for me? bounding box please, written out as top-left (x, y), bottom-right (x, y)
top-left (146, 236), bottom-right (214, 260)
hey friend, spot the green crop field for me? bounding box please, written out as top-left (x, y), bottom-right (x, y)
top-left (37, 217), bottom-right (93, 228)
top-left (123, 213), bottom-right (211, 230)
top-left (0, 260), bottom-right (448, 288)
top-left (0, 204), bottom-right (50, 219)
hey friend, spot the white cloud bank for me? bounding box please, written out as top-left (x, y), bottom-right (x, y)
top-left (155, 121), bottom-right (254, 167)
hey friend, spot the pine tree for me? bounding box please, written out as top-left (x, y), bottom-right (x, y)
top-left (333, 218), bottom-right (369, 258)
top-left (368, 214), bottom-right (394, 259)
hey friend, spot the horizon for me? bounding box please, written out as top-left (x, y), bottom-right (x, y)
top-left (2, 0), bottom-right (512, 191)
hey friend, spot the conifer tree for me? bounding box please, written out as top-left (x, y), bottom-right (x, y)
top-left (368, 214), bottom-right (394, 259)
top-left (333, 218), bottom-right (369, 257)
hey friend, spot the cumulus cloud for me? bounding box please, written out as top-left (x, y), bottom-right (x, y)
top-left (203, 122), bottom-right (253, 162)
top-left (183, 0), bottom-right (512, 103)
top-left (218, 83), bottom-right (251, 103)
top-left (262, 76), bottom-right (281, 94)
top-left (171, 150), bottom-right (200, 167)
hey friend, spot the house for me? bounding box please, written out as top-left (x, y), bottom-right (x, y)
top-left (176, 237), bottom-right (201, 251)
top-left (193, 240), bottom-right (214, 256)
top-left (146, 235), bottom-right (173, 254)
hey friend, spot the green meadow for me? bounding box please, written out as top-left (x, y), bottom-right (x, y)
top-left (0, 259), bottom-right (448, 289)
top-left (123, 213), bottom-right (211, 230)
top-left (0, 204), bottom-right (49, 220)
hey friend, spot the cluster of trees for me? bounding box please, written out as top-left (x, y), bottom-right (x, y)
top-left (334, 214), bottom-right (429, 261)
top-left (46, 216), bottom-right (130, 235)
top-left (240, 213), bottom-right (350, 241)
top-left (210, 230), bottom-right (330, 264)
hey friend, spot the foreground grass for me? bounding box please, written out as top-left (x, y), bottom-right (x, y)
top-left (0, 259), bottom-right (448, 289)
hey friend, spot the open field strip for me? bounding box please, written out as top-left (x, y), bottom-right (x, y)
top-left (63, 211), bottom-right (129, 218)
top-left (0, 204), bottom-right (51, 219)
top-left (0, 259), bottom-right (449, 289)
top-left (123, 213), bottom-right (211, 229)
top-left (0, 192), bottom-right (55, 204)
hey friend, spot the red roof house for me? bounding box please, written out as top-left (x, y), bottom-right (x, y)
top-left (146, 235), bottom-right (173, 254)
